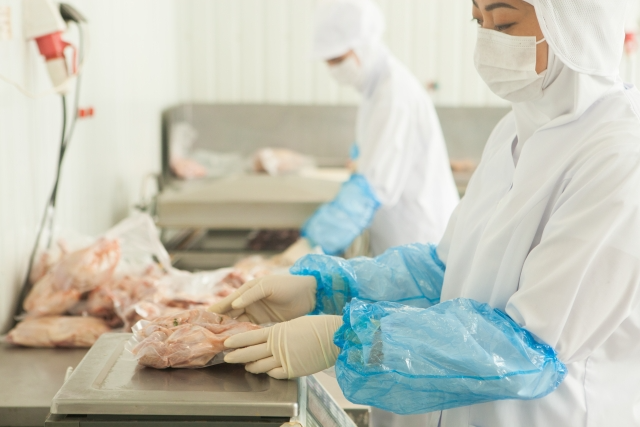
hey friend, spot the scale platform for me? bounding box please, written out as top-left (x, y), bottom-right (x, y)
top-left (46, 333), bottom-right (358, 427)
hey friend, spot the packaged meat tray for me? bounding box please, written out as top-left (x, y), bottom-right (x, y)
top-left (125, 308), bottom-right (261, 369)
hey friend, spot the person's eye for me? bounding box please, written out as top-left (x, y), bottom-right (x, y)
top-left (495, 23), bottom-right (515, 32)
top-left (472, 17), bottom-right (483, 27)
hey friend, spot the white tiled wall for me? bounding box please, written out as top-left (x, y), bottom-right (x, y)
top-left (0, 0), bottom-right (181, 333)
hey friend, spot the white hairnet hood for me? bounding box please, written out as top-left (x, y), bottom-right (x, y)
top-left (524, 0), bottom-right (628, 76)
top-left (313, 0), bottom-right (385, 60)
top-left (510, 0), bottom-right (628, 145)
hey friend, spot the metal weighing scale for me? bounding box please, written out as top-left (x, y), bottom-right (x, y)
top-left (45, 334), bottom-right (357, 427)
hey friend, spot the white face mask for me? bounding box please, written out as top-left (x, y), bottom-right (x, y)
top-left (474, 28), bottom-right (547, 103)
top-left (328, 55), bottom-right (364, 88)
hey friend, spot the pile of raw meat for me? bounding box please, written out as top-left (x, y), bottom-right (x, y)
top-left (126, 309), bottom-right (261, 369)
top-left (6, 214), bottom-right (293, 349)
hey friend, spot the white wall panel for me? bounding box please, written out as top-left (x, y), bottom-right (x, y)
top-left (289, 0), bottom-right (314, 103)
top-left (0, 0), bottom-right (180, 333)
top-left (240, 0), bottom-right (266, 102)
top-left (177, 0), bottom-right (508, 107)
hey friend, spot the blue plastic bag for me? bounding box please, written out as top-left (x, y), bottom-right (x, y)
top-left (301, 174), bottom-right (380, 256)
top-left (291, 243), bottom-right (445, 315)
top-left (334, 298), bottom-right (567, 415)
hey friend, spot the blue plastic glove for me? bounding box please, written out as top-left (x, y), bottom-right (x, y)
top-left (291, 243), bottom-right (445, 315)
top-left (349, 142), bottom-right (360, 161)
top-left (334, 298), bottom-right (567, 415)
top-left (301, 174), bottom-right (380, 256)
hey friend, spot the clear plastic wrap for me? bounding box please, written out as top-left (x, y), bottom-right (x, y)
top-left (334, 298), bottom-right (567, 415)
top-left (301, 174), bottom-right (381, 255)
top-left (291, 243), bottom-right (445, 315)
top-left (125, 309), bottom-right (262, 369)
top-left (169, 122), bottom-right (246, 180)
top-left (12, 213), bottom-right (280, 347)
top-left (23, 239), bottom-right (121, 317)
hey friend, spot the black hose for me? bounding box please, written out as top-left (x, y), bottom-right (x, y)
top-left (12, 22), bottom-right (86, 324)
top-left (12, 95), bottom-right (68, 324)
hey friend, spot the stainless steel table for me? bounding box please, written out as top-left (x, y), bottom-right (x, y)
top-left (0, 342), bottom-right (88, 427)
top-left (45, 334), bottom-right (361, 427)
top-left (156, 173), bottom-right (346, 230)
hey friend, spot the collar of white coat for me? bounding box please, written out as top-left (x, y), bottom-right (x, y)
top-left (511, 47), bottom-right (619, 144)
top-left (512, 0), bottom-right (621, 144)
top-left (354, 42), bottom-right (389, 96)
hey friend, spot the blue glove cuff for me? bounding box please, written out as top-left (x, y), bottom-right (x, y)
top-left (334, 298), bottom-right (567, 415)
top-left (290, 254), bottom-right (355, 315)
top-left (291, 243), bottom-right (447, 315)
top-left (302, 174), bottom-right (380, 255)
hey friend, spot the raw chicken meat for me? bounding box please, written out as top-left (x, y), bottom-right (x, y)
top-left (170, 157), bottom-right (208, 180)
top-left (253, 148), bottom-right (315, 176)
top-left (116, 268), bottom-right (249, 330)
top-left (6, 316), bottom-right (111, 348)
top-left (23, 239), bottom-right (121, 317)
top-left (29, 236), bottom-right (96, 285)
top-left (68, 273), bottom-right (159, 328)
top-left (128, 309), bottom-right (261, 369)
top-left (30, 251), bottom-right (54, 285)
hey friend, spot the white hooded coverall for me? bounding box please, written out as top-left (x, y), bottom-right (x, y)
top-left (435, 0), bottom-right (640, 424)
top-left (312, 0), bottom-right (459, 257)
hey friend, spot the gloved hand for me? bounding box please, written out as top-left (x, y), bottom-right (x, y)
top-left (208, 274), bottom-right (317, 324)
top-left (270, 238), bottom-right (315, 266)
top-left (224, 315), bottom-right (344, 379)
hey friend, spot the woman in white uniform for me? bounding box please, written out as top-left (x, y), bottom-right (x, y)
top-left (211, 0), bottom-right (640, 425)
top-left (300, 0), bottom-right (459, 257)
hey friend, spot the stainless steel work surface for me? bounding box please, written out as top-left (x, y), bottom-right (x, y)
top-left (156, 173), bottom-right (345, 229)
top-left (0, 341), bottom-right (88, 427)
top-left (162, 104), bottom-right (358, 175)
top-left (51, 333), bottom-right (299, 418)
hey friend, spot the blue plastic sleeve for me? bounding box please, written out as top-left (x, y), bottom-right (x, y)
top-left (349, 143), bottom-right (360, 161)
top-left (333, 298), bottom-right (567, 415)
top-left (301, 174), bottom-right (381, 256)
top-left (290, 243), bottom-right (445, 315)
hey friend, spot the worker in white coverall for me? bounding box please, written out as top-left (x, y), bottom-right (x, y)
top-left (211, 0), bottom-right (640, 425)
top-left (296, 0), bottom-right (459, 258)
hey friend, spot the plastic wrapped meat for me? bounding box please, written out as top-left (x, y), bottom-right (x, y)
top-left (127, 309), bottom-right (261, 369)
top-left (29, 235), bottom-right (95, 285)
top-left (6, 316), bottom-right (111, 348)
top-left (69, 274), bottom-right (159, 328)
top-left (156, 269), bottom-right (249, 308)
top-left (23, 239), bottom-right (121, 317)
top-left (30, 251), bottom-right (56, 285)
top-left (170, 157), bottom-right (208, 180)
top-left (111, 269), bottom-right (249, 330)
top-left (253, 148), bottom-right (315, 176)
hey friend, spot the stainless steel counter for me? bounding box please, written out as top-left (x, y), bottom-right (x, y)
top-left (156, 172), bottom-right (346, 230)
top-left (0, 342), bottom-right (88, 427)
top-left (0, 335), bottom-right (369, 427)
top-left (50, 334), bottom-right (299, 418)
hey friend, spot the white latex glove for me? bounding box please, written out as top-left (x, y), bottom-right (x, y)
top-left (271, 237), bottom-right (315, 266)
top-left (224, 315), bottom-right (343, 379)
top-left (208, 274), bottom-right (317, 324)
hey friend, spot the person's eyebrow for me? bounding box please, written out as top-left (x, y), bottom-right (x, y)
top-left (485, 2), bottom-right (518, 12)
